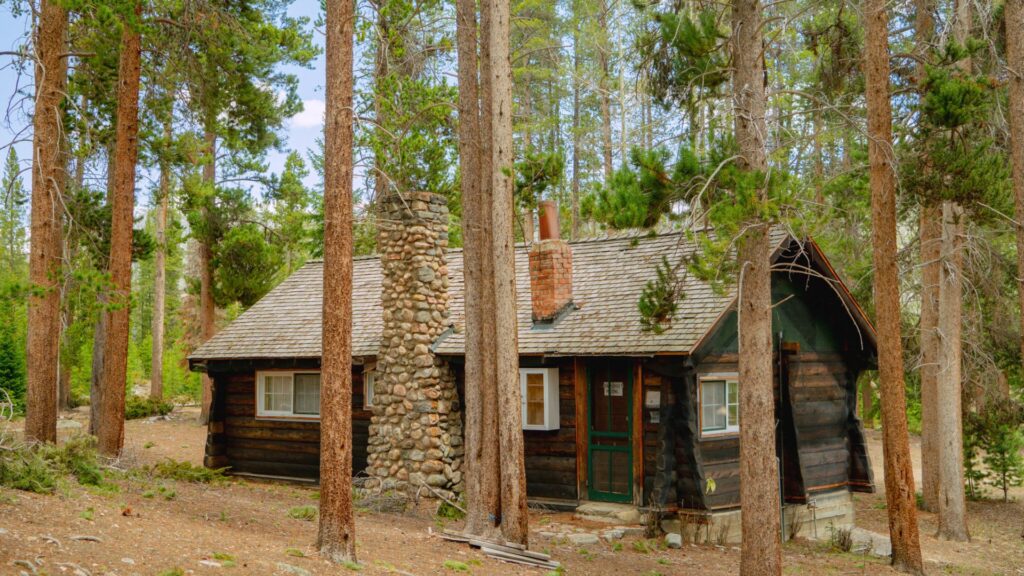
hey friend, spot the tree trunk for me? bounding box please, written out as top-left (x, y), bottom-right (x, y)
top-left (58, 364), bottom-right (71, 412)
top-left (864, 0), bottom-right (925, 571)
top-left (522, 208), bottom-right (534, 244)
top-left (919, 205), bottom-right (941, 513)
top-left (97, 2), bottom-right (142, 457)
top-left (489, 0), bottom-right (528, 546)
top-left (25, 0), bottom-right (67, 444)
top-left (456, 0), bottom-right (502, 540)
top-left (317, 0), bottom-right (357, 563)
top-left (89, 314), bottom-right (106, 436)
top-left (571, 9), bottom-right (581, 241)
top-left (860, 379), bottom-right (874, 429)
top-left (914, 0), bottom-right (940, 515)
top-left (151, 120), bottom-right (171, 401)
top-left (1009, 0), bottom-right (1024, 374)
top-left (198, 129), bottom-right (217, 425)
top-left (731, 2), bottom-right (781, 574)
top-left (598, 1), bottom-right (612, 183)
top-left (936, 202), bottom-right (969, 541)
top-left (928, 0), bottom-right (971, 541)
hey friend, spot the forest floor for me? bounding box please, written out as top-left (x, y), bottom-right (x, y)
top-left (1, 408), bottom-right (1022, 576)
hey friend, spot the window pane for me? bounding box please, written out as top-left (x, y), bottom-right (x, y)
top-left (702, 380), bottom-right (726, 432)
top-left (364, 372), bottom-right (375, 408)
top-left (264, 375), bottom-right (292, 412)
top-left (526, 372), bottom-right (545, 425)
top-left (293, 373), bottom-right (320, 415)
top-left (727, 381), bottom-right (739, 428)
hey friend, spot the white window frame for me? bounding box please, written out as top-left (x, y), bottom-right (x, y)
top-left (363, 363), bottom-right (376, 410)
top-left (255, 370), bottom-right (322, 420)
top-left (520, 367), bottom-right (560, 431)
top-left (699, 374), bottom-right (740, 438)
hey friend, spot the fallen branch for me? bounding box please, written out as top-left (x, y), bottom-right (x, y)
top-left (70, 534), bottom-right (102, 542)
top-left (416, 480), bottom-right (465, 515)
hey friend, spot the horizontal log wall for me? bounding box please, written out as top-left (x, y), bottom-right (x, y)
top-left (788, 353), bottom-right (853, 492)
top-left (205, 360), bottom-right (370, 480)
top-left (523, 358), bottom-right (579, 501)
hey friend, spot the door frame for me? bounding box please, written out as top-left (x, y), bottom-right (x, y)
top-left (585, 360), bottom-right (634, 503)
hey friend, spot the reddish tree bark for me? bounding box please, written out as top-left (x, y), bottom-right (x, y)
top-left (864, 0), bottom-right (925, 571)
top-left (97, 1), bottom-right (142, 457)
top-left (1010, 1), bottom-right (1024, 374)
top-left (25, 0), bottom-right (67, 444)
top-left (198, 130), bottom-right (217, 425)
top-left (317, 0), bottom-right (357, 562)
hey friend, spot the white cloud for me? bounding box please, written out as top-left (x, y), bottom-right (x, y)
top-left (290, 99), bottom-right (325, 129)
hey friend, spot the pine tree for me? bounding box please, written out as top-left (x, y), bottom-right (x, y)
top-left (0, 286), bottom-right (26, 412)
top-left (1, 149), bottom-right (27, 273)
top-left (25, 0), bottom-right (68, 444)
top-left (318, 0), bottom-right (357, 562)
top-left (864, 0), bottom-right (925, 571)
top-left (96, 0), bottom-right (143, 457)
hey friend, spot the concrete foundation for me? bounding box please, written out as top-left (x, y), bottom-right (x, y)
top-left (661, 488), bottom-right (856, 545)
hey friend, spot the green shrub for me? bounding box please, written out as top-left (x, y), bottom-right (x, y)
top-left (125, 395), bottom-right (174, 420)
top-left (965, 400), bottom-right (1024, 502)
top-left (141, 459), bottom-right (229, 484)
top-left (0, 435), bottom-right (106, 493)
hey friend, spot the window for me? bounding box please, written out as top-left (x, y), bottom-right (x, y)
top-left (520, 367), bottom-right (559, 431)
top-left (700, 377), bottom-right (739, 436)
top-left (363, 364), bottom-right (376, 410)
top-left (256, 371), bottom-right (321, 418)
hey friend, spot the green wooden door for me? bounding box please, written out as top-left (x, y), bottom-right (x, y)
top-left (587, 360), bottom-right (633, 502)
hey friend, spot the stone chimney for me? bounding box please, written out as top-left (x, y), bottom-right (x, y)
top-left (529, 200), bottom-right (573, 322)
top-left (367, 191), bottom-right (463, 498)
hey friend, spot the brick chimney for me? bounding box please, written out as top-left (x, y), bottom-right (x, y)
top-left (529, 201), bottom-right (573, 322)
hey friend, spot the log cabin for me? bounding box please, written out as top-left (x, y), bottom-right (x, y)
top-left (189, 192), bottom-right (875, 541)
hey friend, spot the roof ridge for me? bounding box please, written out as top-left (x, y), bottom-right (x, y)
top-left (302, 228), bottom-right (689, 264)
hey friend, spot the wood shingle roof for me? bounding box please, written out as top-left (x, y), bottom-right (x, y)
top-left (189, 230), bottom-right (835, 361)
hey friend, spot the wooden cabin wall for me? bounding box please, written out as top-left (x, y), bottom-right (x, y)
top-left (204, 359), bottom-right (370, 480)
top-left (690, 354), bottom-right (743, 509)
top-left (640, 365), bottom-right (665, 506)
top-left (788, 352), bottom-right (870, 493)
top-left (521, 357), bottom-right (579, 501)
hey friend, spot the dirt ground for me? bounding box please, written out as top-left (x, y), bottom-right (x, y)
top-left (2, 409), bottom-right (1022, 576)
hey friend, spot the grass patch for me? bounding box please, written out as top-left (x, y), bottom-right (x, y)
top-left (212, 552), bottom-right (236, 567)
top-left (443, 559), bottom-right (469, 572)
top-left (288, 505), bottom-right (318, 521)
top-left (158, 570), bottom-right (184, 576)
top-left (79, 506), bottom-right (94, 521)
top-left (632, 539), bottom-right (653, 554)
top-left (285, 548), bottom-right (305, 557)
top-left (140, 459), bottom-right (229, 484)
top-left (143, 485), bottom-right (176, 500)
top-left (143, 441), bottom-right (155, 449)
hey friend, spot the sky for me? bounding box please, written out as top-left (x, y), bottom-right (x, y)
top-left (0, 1), bottom-right (329, 210)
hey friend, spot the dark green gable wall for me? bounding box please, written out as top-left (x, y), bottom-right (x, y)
top-left (663, 270), bottom-right (875, 512)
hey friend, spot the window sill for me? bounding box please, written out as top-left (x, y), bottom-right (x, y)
top-left (254, 414), bottom-right (321, 422)
top-left (699, 431), bottom-right (739, 441)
